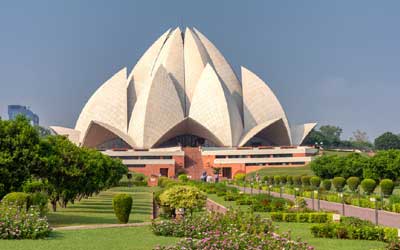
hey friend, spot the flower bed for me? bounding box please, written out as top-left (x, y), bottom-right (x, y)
top-left (152, 210), bottom-right (313, 250)
top-left (0, 202), bottom-right (51, 239)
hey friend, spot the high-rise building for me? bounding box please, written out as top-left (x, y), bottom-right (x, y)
top-left (8, 105), bottom-right (39, 126)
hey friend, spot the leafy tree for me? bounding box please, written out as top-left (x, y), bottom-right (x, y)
top-left (0, 116), bottom-right (40, 198)
top-left (310, 153), bottom-right (365, 179)
top-left (374, 132), bottom-right (400, 150)
top-left (363, 150), bottom-right (400, 180)
top-left (303, 125), bottom-right (343, 148)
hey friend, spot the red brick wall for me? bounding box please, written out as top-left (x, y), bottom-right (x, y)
top-left (128, 164), bottom-right (175, 178)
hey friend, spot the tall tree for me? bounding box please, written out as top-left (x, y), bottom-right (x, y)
top-left (0, 116), bottom-right (40, 198)
top-left (374, 132), bottom-right (400, 150)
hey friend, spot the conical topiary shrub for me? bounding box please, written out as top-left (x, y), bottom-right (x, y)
top-left (112, 193), bottom-right (132, 223)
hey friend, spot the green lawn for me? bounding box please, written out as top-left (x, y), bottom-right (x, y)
top-left (247, 165), bottom-right (314, 178)
top-left (0, 226), bottom-right (179, 250)
top-left (48, 186), bottom-right (157, 227)
top-left (207, 193), bottom-right (386, 250)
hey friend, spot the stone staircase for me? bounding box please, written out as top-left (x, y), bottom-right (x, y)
top-left (183, 147), bottom-right (204, 179)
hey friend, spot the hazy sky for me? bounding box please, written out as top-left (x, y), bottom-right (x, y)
top-left (1, 0), bottom-right (399, 140)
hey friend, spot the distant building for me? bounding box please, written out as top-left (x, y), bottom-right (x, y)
top-left (8, 105), bottom-right (39, 126)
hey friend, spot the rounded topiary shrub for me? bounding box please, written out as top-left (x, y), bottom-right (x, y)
top-left (361, 178), bottom-right (377, 195)
top-left (301, 176), bottom-right (311, 187)
top-left (346, 177), bottom-right (360, 192)
top-left (332, 177), bottom-right (346, 192)
top-left (234, 173), bottom-right (246, 182)
top-left (274, 176), bottom-right (281, 185)
top-left (1, 192), bottom-right (31, 208)
top-left (280, 175), bottom-right (287, 185)
top-left (310, 176), bottom-right (321, 189)
top-left (293, 176), bottom-right (302, 186)
top-left (380, 179), bottom-right (394, 196)
top-left (267, 176), bottom-right (274, 185)
top-left (178, 174), bottom-right (189, 182)
top-left (286, 176), bottom-right (293, 185)
top-left (322, 179), bottom-right (332, 191)
top-left (159, 185), bottom-right (206, 212)
top-left (112, 194), bottom-right (133, 223)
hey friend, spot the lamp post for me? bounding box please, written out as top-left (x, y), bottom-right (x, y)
top-left (294, 187), bottom-right (299, 200)
top-left (280, 186), bottom-right (284, 198)
top-left (338, 192), bottom-right (344, 215)
top-left (315, 190), bottom-right (320, 211)
top-left (269, 185), bottom-right (272, 196)
top-left (258, 181), bottom-right (262, 194)
top-left (311, 189), bottom-right (315, 210)
top-left (250, 182), bottom-right (254, 195)
top-left (370, 197), bottom-right (378, 225)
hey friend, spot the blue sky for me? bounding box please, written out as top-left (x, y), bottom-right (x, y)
top-left (1, 0), bottom-right (399, 140)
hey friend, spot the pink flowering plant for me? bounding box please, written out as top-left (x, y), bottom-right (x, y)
top-left (152, 210), bottom-right (313, 250)
top-left (0, 202), bottom-right (51, 239)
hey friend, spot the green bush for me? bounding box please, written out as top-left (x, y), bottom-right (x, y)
top-left (273, 176), bottom-right (281, 185)
top-left (301, 176), bottom-right (311, 187)
top-left (1, 192), bottom-right (31, 208)
top-left (178, 174), bottom-right (189, 182)
top-left (310, 221), bottom-right (397, 242)
top-left (346, 177), bottom-right (360, 192)
top-left (159, 186), bottom-right (206, 212)
top-left (132, 172), bottom-right (146, 182)
top-left (332, 177), bottom-right (346, 192)
top-left (284, 213), bottom-right (297, 222)
top-left (270, 212), bottom-right (283, 221)
top-left (22, 180), bottom-right (47, 193)
top-left (30, 192), bottom-right (49, 215)
top-left (322, 179), bottom-right (332, 191)
top-left (280, 175), bottom-right (287, 185)
top-left (267, 176), bottom-right (274, 185)
top-left (298, 213), bottom-right (310, 223)
top-left (286, 176), bottom-right (293, 185)
top-left (234, 173), bottom-right (246, 182)
top-left (310, 213), bottom-right (330, 223)
top-left (310, 176), bottom-right (321, 188)
top-left (112, 193), bottom-right (133, 223)
top-left (380, 179), bottom-right (395, 196)
top-left (293, 176), bottom-right (302, 186)
top-left (361, 178), bottom-right (377, 195)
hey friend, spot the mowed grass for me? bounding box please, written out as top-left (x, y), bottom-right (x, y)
top-left (0, 226), bottom-right (179, 250)
top-left (247, 165), bottom-right (314, 178)
top-left (207, 194), bottom-right (386, 250)
top-left (47, 186), bottom-right (158, 227)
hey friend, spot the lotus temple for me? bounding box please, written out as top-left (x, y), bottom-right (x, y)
top-left (50, 27), bottom-right (318, 179)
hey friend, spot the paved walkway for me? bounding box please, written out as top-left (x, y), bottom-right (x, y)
top-left (53, 222), bottom-right (151, 231)
top-left (236, 186), bottom-right (400, 228)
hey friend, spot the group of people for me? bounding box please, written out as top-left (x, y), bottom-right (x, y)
top-left (200, 171), bottom-right (219, 183)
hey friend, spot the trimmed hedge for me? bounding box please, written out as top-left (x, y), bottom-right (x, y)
top-left (332, 177), bottom-right (346, 192)
top-left (322, 179), bottom-right (332, 191)
top-left (380, 179), bottom-right (394, 196)
top-left (301, 176), bottom-right (311, 187)
top-left (1, 192), bottom-right (31, 208)
top-left (346, 177), bottom-right (360, 192)
top-left (310, 222), bottom-right (397, 242)
top-left (293, 176), bottom-right (302, 186)
top-left (361, 178), bottom-right (377, 195)
top-left (112, 193), bottom-right (133, 223)
top-left (270, 212), bottom-right (331, 223)
top-left (310, 176), bottom-right (321, 188)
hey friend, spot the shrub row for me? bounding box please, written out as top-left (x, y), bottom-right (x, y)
top-left (310, 222), bottom-right (397, 242)
top-left (270, 212), bottom-right (331, 223)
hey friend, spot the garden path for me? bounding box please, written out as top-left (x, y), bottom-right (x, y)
top-left (235, 186), bottom-right (400, 228)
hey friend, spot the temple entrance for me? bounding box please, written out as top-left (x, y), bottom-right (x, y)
top-left (222, 167), bottom-right (232, 179)
top-left (160, 168), bottom-right (169, 177)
